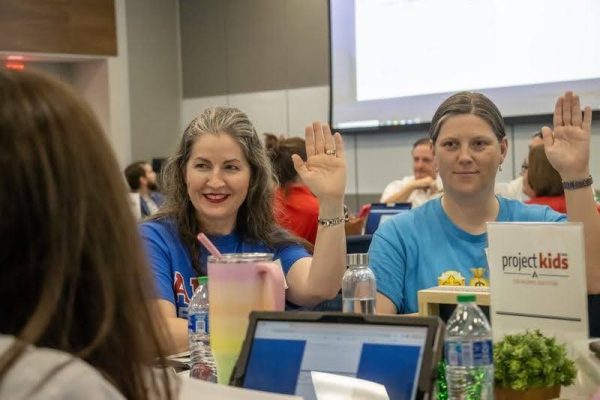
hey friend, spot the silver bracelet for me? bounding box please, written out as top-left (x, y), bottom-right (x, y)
top-left (317, 215), bottom-right (348, 227)
top-left (562, 175), bottom-right (593, 190)
top-left (318, 205), bottom-right (349, 227)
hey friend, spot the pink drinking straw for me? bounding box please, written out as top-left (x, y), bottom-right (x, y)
top-left (197, 233), bottom-right (223, 258)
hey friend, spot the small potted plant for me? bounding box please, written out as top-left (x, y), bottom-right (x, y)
top-left (494, 330), bottom-right (577, 400)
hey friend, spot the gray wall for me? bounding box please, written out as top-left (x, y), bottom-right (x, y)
top-left (126, 0), bottom-right (181, 161)
top-left (180, 0), bottom-right (329, 98)
top-left (177, 0), bottom-right (600, 213)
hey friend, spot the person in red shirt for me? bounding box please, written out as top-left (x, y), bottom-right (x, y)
top-left (525, 145), bottom-right (568, 213)
top-left (526, 144), bottom-right (600, 214)
top-left (265, 133), bottom-right (320, 244)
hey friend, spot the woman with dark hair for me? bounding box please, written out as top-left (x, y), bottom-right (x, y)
top-left (369, 91), bottom-right (600, 314)
top-left (141, 111), bottom-right (347, 351)
top-left (0, 70), bottom-right (175, 399)
top-left (525, 144), bottom-right (568, 213)
top-left (265, 133), bottom-right (319, 244)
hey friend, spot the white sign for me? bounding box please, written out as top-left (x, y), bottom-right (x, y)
top-left (486, 222), bottom-right (589, 342)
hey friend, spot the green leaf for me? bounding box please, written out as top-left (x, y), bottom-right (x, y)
top-left (493, 330), bottom-right (577, 389)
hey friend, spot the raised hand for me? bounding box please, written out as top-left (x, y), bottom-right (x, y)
top-left (542, 91), bottom-right (592, 181)
top-left (292, 122), bottom-right (347, 202)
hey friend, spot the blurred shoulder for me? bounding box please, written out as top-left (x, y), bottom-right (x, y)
top-left (0, 335), bottom-right (124, 399)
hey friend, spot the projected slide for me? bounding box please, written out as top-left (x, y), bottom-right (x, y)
top-left (355, 0), bottom-right (600, 101)
top-left (330, 0), bottom-right (600, 129)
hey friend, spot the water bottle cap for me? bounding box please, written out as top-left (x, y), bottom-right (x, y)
top-left (198, 276), bottom-right (208, 285)
top-left (346, 253), bottom-right (369, 266)
top-left (457, 294), bottom-right (476, 303)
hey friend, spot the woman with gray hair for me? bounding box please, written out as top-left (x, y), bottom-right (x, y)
top-left (141, 108), bottom-right (347, 352)
top-left (369, 91), bottom-right (600, 315)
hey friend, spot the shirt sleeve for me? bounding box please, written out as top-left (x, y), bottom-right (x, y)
top-left (545, 207), bottom-right (568, 222)
top-left (368, 220), bottom-right (408, 313)
top-left (60, 370), bottom-right (126, 400)
top-left (139, 223), bottom-right (176, 304)
top-left (381, 179), bottom-right (409, 203)
top-left (381, 181), bottom-right (398, 202)
top-left (274, 243), bottom-right (311, 275)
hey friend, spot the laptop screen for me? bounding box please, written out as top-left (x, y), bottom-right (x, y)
top-left (364, 203), bottom-right (411, 235)
top-left (240, 319), bottom-right (429, 400)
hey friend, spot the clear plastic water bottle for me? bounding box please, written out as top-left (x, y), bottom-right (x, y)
top-left (342, 253), bottom-right (376, 314)
top-left (445, 294), bottom-right (494, 399)
top-left (188, 276), bottom-right (217, 381)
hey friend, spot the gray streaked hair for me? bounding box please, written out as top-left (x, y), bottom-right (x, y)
top-left (153, 106), bottom-right (303, 274)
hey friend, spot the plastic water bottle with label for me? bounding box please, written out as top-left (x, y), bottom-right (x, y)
top-left (188, 276), bottom-right (217, 381)
top-left (445, 294), bottom-right (494, 399)
top-left (342, 253), bottom-right (376, 314)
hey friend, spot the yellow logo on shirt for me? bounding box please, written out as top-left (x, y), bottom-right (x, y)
top-left (438, 270), bottom-right (465, 286)
top-left (469, 268), bottom-right (489, 287)
top-left (437, 268), bottom-right (489, 287)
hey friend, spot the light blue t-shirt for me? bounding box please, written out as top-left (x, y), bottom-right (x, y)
top-left (369, 196), bottom-right (566, 314)
top-left (140, 219), bottom-right (310, 318)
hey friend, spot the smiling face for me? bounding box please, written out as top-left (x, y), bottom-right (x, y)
top-left (184, 132), bottom-right (251, 234)
top-left (434, 114), bottom-right (507, 198)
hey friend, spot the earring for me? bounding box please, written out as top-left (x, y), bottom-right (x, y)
top-left (498, 164), bottom-right (503, 172)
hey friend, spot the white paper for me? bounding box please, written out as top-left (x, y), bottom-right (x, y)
top-left (179, 378), bottom-right (302, 400)
top-left (311, 371), bottom-right (389, 400)
top-left (486, 222), bottom-right (589, 342)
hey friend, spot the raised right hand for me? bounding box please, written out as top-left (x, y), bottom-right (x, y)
top-left (542, 91), bottom-right (592, 181)
top-left (292, 122), bottom-right (347, 203)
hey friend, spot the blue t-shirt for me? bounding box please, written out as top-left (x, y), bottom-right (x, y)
top-left (369, 197), bottom-right (566, 314)
top-left (140, 219), bottom-right (310, 318)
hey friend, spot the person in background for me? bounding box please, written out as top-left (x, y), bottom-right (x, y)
top-left (125, 160), bottom-right (165, 217)
top-left (525, 145), bottom-right (568, 213)
top-left (369, 91), bottom-right (600, 315)
top-left (380, 137), bottom-right (442, 207)
top-left (141, 108), bottom-right (347, 352)
top-left (500, 131), bottom-right (544, 201)
top-left (265, 133), bottom-right (319, 244)
top-left (0, 70), bottom-right (175, 399)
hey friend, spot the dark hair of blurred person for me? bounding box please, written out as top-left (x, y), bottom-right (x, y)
top-left (528, 145), bottom-right (564, 196)
top-left (525, 144), bottom-right (568, 213)
top-left (0, 69), bottom-right (175, 399)
top-left (265, 133), bottom-right (319, 244)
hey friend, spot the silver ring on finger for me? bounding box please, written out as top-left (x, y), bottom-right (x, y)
top-left (325, 149), bottom-right (337, 156)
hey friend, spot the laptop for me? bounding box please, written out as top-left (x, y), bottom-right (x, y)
top-left (230, 312), bottom-right (444, 400)
top-left (364, 203), bottom-right (412, 235)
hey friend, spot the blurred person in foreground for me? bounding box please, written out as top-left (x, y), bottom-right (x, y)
top-left (0, 69), bottom-right (176, 399)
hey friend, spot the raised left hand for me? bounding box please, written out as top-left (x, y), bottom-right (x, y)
top-left (542, 91), bottom-right (592, 181)
top-left (292, 122), bottom-right (347, 202)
